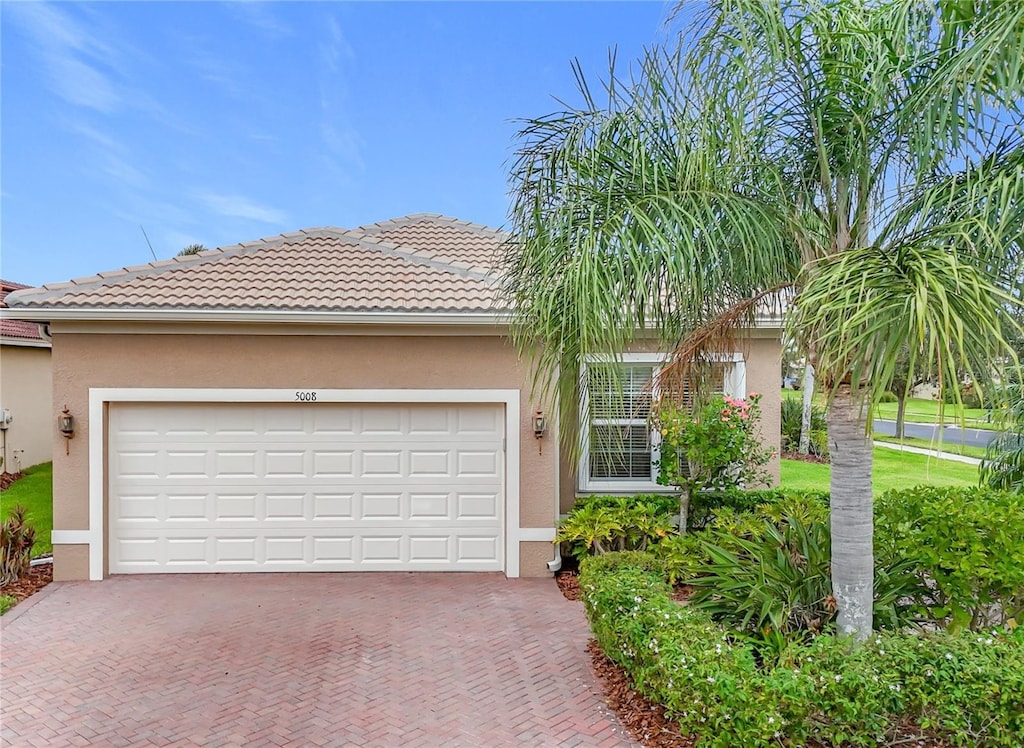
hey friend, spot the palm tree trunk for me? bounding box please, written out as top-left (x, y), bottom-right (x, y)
top-left (799, 363), bottom-right (815, 454)
top-left (827, 385), bottom-right (874, 642)
top-left (895, 396), bottom-right (907, 439)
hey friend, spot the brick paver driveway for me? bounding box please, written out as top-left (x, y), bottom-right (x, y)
top-left (1, 573), bottom-right (637, 747)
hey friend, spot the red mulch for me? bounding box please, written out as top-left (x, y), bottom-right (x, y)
top-left (1, 563), bottom-right (53, 604)
top-left (588, 640), bottom-right (696, 748)
top-left (0, 470), bottom-right (24, 490)
top-left (556, 570), bottom-right (583, 600)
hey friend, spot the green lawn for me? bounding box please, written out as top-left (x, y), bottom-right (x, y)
top-left (872, 398), bottom-right (996, 429)
top-left (781, 448), bottom-right (978, 495)
top-left (782, 390), bottom-right (998, 430)
top-left (1, 462), bottom-right (53, 556)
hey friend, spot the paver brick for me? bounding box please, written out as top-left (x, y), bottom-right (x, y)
top-left (0, 573), bottom-right (638, 746)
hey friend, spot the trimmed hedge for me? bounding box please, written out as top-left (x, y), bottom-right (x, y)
top-left (876, 486), bottom-right (1024, 631)
top-left (580, 552), bottom-right (1024, 747)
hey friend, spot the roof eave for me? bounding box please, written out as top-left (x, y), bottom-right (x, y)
top-left (0, 335), bottom-right (51, 348)
top-left (0, 307), bottom-right (512, 327)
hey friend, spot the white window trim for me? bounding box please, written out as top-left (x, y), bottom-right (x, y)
top-left (68, 388), bottom-right (523, 581)
top-left (578, 353), bottom-right (746, 493)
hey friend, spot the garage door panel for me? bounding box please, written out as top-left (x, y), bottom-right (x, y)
top-left (109, 402), bottom-right (504, 573)
top-left (313, 451), bottom-right (355, 477)
top-left (313, 493), bottom-right (354, 519)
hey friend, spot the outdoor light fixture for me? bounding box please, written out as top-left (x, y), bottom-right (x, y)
top-left (58, 406), bottom-right (74, 455)
top-left (533, 410), bottom-right (547, 439)
top-left (532, 410), bottom-right (548, 454)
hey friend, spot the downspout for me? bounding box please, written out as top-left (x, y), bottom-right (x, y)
top-left (547, 406), bottom-right (562, 573)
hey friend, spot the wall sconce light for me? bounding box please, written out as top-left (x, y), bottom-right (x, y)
top-left (533, 410), bottom-right (547, 438)
top-left (58, 405), bottom-right (74, 455)
top-left (533, 410), bottom-right (547, 453)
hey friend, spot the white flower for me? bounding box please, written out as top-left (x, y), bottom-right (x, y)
top-left (834, 674), bottom-right (842, 682)
top-left (768, 717), bottom-right (775, 724)
top-left (945, 653), bottom-right (954, 660)
top-left (707, 676), bottom-right (715, 683)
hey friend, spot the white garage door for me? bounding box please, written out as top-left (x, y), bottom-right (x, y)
top-left (108, 402), bottom-right (505, 573)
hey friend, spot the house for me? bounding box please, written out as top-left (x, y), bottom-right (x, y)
top-left (2, 214), bottom-right (781, 581)
top-left (1, 279), bottom-right (53, 472)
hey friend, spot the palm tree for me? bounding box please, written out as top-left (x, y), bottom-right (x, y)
top-left (177, 243), bottom-right (208, 257)
top-left (503, 0), bottom-right (1024, 641)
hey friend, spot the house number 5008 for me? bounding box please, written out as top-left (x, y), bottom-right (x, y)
top-left (295, 391), bottom-right (317, 402)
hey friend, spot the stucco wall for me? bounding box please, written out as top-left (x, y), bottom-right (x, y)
top-left (50, 328), bottom-right (558, 580)
top-left (558, 335), bottom-right (783, 513)
top-left (0, 344), bottom-right (53, 471)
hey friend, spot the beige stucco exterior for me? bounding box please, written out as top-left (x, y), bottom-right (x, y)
top-left (48, 321), bottom-right (781, 581)
top-left (0, 342), bottom-right (53, 471)
top-left (49, 324), bottom-right (559, 580)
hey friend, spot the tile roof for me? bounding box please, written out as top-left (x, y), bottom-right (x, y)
top-left (1, 280), bottom-right (47, 341)
top-left (4, 215), bottom-right (512, 314)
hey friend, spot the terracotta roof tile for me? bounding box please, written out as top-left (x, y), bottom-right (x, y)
top-left (4, 216), bottom-right (511, 314)
top-left (1, 280), bottom-right (47, 340)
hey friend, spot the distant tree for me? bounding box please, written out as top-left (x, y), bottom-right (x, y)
top-left (890, 346), bottom-right (934, 439)
top-left (177, 243), bottom-right (208, 257)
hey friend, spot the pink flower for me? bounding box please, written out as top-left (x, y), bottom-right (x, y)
top-left (739, 412), bottom-right (749, 420)
top-left (749, 392), bottom-right (759, 398)
top-left (721, 416), bottom-right (730, 422)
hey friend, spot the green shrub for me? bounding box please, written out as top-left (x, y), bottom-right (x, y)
top-left (572, 493), bottom-right (679, 515)
top-left (581, 552), bottom-right (1024, 747)
top-left (876, 486), bottom-right (1024, 631)
top-left (878, 390), bottom-right (899, 403)
top-left (557, 496), bottom-right (675, 560)
top-left (656, 490), bottom-right (830, 584)
top-left (780, 397), bottom-right (829, 458)
top-left (0, 594), bottom-right (16, 615)
top-left (0, 506), bottom-right (35, 586)
top-left (689, 507), bottom-right (836, 654)
top-left (940, 383), bottom-right (984, 409)
top-left (689, 487), bottom-right (829, 530)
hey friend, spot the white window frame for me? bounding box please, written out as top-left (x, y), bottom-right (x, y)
top-left (578, 352), bottom-right (746, 493)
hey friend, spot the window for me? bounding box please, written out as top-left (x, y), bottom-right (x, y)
top-left (579, 353), bottom-right (745, 492)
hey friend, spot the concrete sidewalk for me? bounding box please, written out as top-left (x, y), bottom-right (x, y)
top-left (873, 440), bottom-right (982, 465)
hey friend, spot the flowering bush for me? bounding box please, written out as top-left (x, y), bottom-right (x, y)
top-left (655, 393), bottom-right (774, 530)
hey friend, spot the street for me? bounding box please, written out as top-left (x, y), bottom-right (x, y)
top-left (873, 419), bottom-right (997, 448)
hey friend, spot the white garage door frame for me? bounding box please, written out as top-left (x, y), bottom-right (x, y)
top-left (60, 388), bottom-right (526, 581)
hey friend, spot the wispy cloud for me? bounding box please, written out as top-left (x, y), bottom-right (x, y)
top-left (195, 192), bottom-right (288, 225)
top-left (225, 2), bottom-right (292, 38)
top-left (317, 13), bottom-right (363, 173)
top-left (6, 3), bottom-right (123, 113)
top-left (67, 122), bottom-right (150, 188)
top-left (321, 16), bottom-right (354, 74)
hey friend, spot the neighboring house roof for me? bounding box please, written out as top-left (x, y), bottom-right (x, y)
top-left (1, 279), bottom-right (49, 344)
top-left (4, 215), bottom-right (509, 319)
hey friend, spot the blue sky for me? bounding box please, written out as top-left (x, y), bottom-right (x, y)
top-left (1, 1), bottom-right (672, 287)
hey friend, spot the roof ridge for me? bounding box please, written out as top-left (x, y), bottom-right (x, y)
top-left (355, 213), bottom-right (510, 240)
